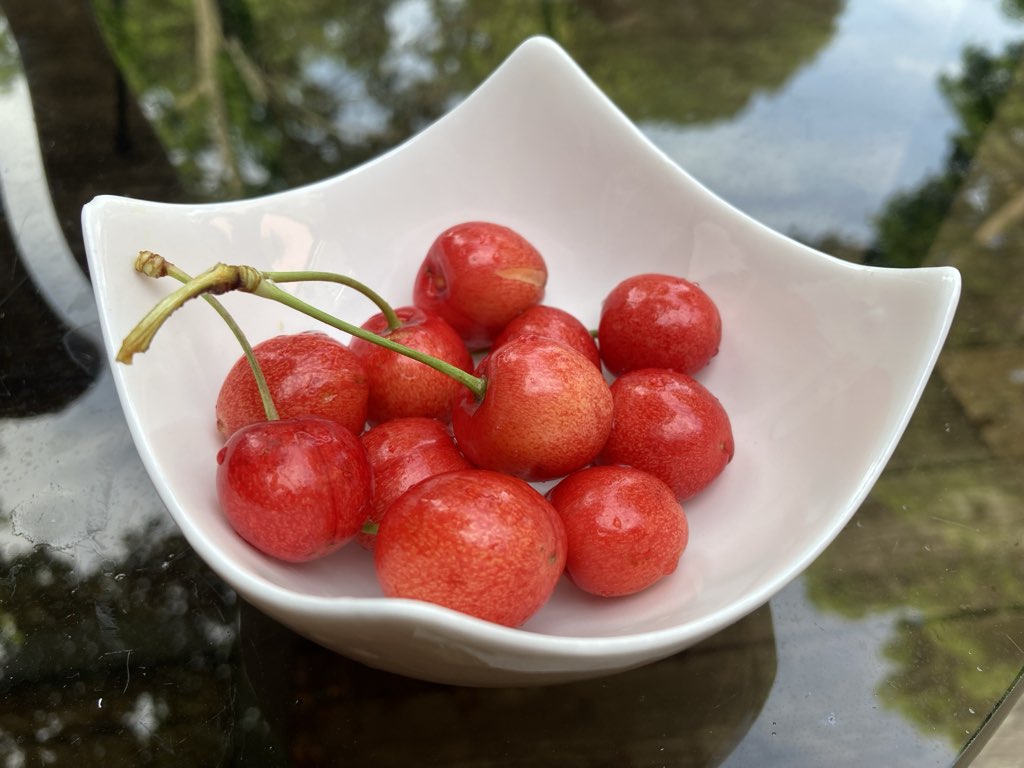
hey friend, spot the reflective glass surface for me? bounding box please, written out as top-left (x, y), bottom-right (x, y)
top-left (1, 1), bottom-right (1022, 765)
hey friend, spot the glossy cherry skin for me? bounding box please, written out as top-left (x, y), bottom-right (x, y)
top-left (598, 273), bottom-right (721, 375)
top-left (349, 306), bottom-right (473, 425)
top-left (451, 335), bottom-right (614, 482)
top-left (413, 221), bottom-right (547, 350)
top-left (374, 469), bottom-right (567, 627)
top-left (491, 304), bottom-right (601, 368)
top-left (216, 416), bottom-right (373, 562)
top-left (598, 368), bottom-right (734, 500)
top-left (215, 331), bottom-right (368, 439)
top-left (548, 465), bottom-right (688, 597)
top-left (357, 416), bottom-right (472, 550)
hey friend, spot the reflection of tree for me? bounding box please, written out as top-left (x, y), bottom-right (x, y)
top-left (90, 0), bottom-right (843, 201)
top-left (0, 16), bottom-right (18, 90)
top-left (495, 0), bottom-right (845, 122)
top-left (804, 31), bottom-right (1024, 747)
top-left (0, 524), bottom-right (259, 765)
top-left (806, 466), bottom-right (1024, 743)
top-left (2, 0), bottom-right (184, 416)
top-left (866, 42), bottom-right (1024, 270)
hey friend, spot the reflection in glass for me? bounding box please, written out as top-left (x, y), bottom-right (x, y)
top-left (90, 0), bottom-right (843, 201)
top-left (0, 527), bottom-right (244, 765)
top-left (803, 22), bottom-right (1024, 748)
top-left (238, 600), bottom-right (777, 767)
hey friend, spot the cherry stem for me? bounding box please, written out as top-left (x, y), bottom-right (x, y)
top-left (117, 261), bottom-right (246, 364)
top-left (252, 280), bottom-right (486, 399)
top-left (134, 251), bottom-right (279, 422)
top-left (117, 258), bottom-right (488, 401)
top-left (263, 270), bottom-right (401, 332)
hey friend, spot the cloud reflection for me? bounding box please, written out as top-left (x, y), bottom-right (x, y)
top-left (641, 0), bottom-right (1024, 243)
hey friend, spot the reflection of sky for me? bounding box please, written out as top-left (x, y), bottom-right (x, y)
top-left (721, 583), bottom-right (949, 766)
top-left (306, 0), bottom-right (440, 141)
top-left (383, 0), bottom-right (440, 90)
top-left (0, 65), bottom-right (174, 575)
top-left (642, 0), bottom-right (1024, 244)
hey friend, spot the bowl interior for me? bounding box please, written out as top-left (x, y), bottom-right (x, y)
top-left (84, 37), bottom-right (959, 649)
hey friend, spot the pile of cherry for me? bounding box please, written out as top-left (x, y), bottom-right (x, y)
top-left (119, 221), bottom-right (734, 628)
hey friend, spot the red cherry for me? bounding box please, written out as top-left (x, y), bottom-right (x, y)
top-left (492, 304), bottom-right (601, 368)
top-left (598, 369), bottom-right (734, 500)
top-left (357, 417), bottom-right (472, 550)
top-left (215, 331), bottom-right (368, 439)
top-left (349, 306), bottom-right (473, 424)
top-left (547, 465), bottom-right (688, 597)
top-left (413, 221), bottom-right (547, 349)
top-left (598, 274), bottom-right (721, 375)
top-left (216, 417), bottom-right (373, 562)
top-left (451, 335), bottom-right (614, 482)
top-left (374, 469), bottom-right (566, 627)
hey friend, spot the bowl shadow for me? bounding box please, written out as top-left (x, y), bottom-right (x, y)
top-left (236, 600), bottom-right (777, 766)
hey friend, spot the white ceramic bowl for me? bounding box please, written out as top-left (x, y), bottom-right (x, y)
top-left (83, 36), bottom-right (959, 687)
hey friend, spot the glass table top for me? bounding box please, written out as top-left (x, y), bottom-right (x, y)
top-left (1, 0), bottom-right (1021, 765)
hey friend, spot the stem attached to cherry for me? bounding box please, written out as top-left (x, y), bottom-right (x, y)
top-left (264, 270), bottom-right (401, 332)
top-left (117, 253), bottom-right (488, 401)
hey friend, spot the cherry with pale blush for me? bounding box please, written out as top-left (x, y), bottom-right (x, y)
top-left (598, 273), bottom-right (721, 375)
top-left (215, 331), bottom-right (368, 439)
top-left (451, 335), bottom-right (614, 482)
top-left (548, 465), bottom-right (688, 597)
top-left (357, 417), bottom-right (472, 550)
top-left (374, 469), bottom-right (567, 627)
top-left (598, 368), bottom-right (734, 500)
top-left (216, 416), bottom-right (373, 562)
top-left (349, 306), bottom-right (473, 424)
top-left (491, 304), bottom-right (601, 368)
top-left (413, 221), bottom-right (547, 350)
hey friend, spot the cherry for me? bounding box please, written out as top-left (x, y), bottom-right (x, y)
top-left (413, 221), bottom-right (548, 349)
top-left (349, 306), bottom-right (473, 424)
top-left (547, 465), bottom-right (688, 597)
top-left (215, 331), bottom-right (368, 439)
top-left (598, 273), bottom-right (721, 375)
top-left (491, 304), bottom-right (601, 368)
top-left (451, 335), bottom-right (614, 482)
top-left (216, 416), bottom-right (373, 562)
top-left (357, 416), bottom-right (472, 550)
top-left (598, 368), bottom-right (734, 500)
top-left (374, 468), bottom-right (566, 627)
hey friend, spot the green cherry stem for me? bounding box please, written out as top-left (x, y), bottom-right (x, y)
top-left (264, 270), bottom-right (401, 332)
top-left (117, 261), bottom-right (245, 364)
top-left (135, 251), bottom-right (279, 422)
top-left (251, 278), bottom-right (486, 399)
top-left (117, 258), bottom-right (487, 401)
